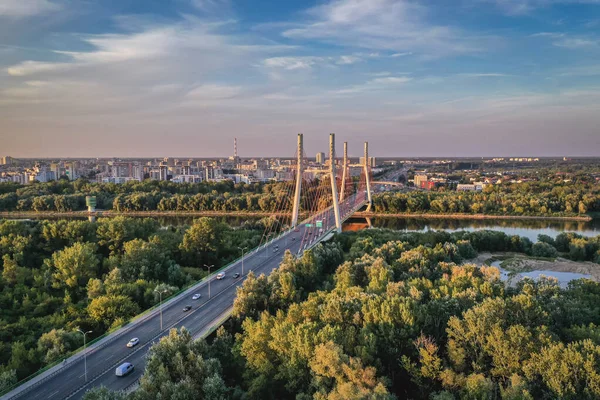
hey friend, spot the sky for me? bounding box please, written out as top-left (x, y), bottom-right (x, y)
top-left (1, 0), bottom-right (600, 158)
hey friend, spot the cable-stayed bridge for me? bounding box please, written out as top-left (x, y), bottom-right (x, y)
top-left (2, 133), bottom-right (374, 400)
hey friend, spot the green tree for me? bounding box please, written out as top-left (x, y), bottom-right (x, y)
top-left (47, 242), bottom-right (99, 291)
top-left (37, 329), bottom-right (79, 364)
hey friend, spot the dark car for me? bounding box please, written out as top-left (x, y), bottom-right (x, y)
top-left (233, 273), bottom-right (240, 279)
top-left (183, 305), bottom-right (192, 312)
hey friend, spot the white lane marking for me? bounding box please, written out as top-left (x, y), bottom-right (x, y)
top-left (48, 390), bottom-right (59, 398)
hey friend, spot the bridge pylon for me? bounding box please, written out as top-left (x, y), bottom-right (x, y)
top-left (339, 141), bottom-right (348, 202)
top-left (364, 141), bottom-right (373, 212)
top-left (291, 133), bottom-right (303, 227)
top-left (330, 133), bottom-right (342, 233)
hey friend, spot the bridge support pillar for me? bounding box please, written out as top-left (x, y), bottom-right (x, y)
top-left (364, 141), bottom-right (373, 212)
top-left (330, 133), bottom-right (342, 233)
top-left (291, 133), bottom-right (303, 227)
top-left (339, 141), bottom-right (348, 202)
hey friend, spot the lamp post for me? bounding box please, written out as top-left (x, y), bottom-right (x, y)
top-left (154, 287), bottom-right (168, 330)
top-left (76, 329), bottom-right (92, 382)
top-left (238, 247), bottom-right (247, 276)
top-left (265, 233), bottom-right (272, 258)
top-left (204, 264), bottom-right (214, 298)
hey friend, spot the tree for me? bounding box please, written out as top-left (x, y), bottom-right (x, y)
top-left (135, 328), bottom-right (229, 400)
top-left (531, 242), bottom-right (558, 258)
top-left (47, 242), bottom-right (99, 291)
top-left (37, 329), bottom-right (79, 364)
top-left (87, 295), bottom-right (140, 328)
top-left (0, 370), bottom-right (17, 394)
top-left (82, 386), bottom-right (127, 400)
top-left (2, 254), bottom-right (18, 285)
top-left (179, 218), bottom-right (227, 267)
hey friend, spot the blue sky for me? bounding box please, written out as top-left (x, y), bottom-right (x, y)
top-left (1, 0), bottom-right (600, 157)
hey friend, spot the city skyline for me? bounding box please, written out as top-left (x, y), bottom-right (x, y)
top-left (2, 0), bottom-right (600, 157)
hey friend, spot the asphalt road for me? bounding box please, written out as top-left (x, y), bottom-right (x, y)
top-left (11, 193), bottom-right (365, 400)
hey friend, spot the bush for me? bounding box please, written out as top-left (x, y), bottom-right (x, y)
top-left (531, 242), bottom-right (558, 258)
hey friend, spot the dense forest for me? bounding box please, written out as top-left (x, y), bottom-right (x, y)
top-left (2, 179), bottom-right (600, 217)
top-left (81, 228), bottom-right (600, 400)
top-left (373, 183), bottom-right (600, 216)
top-left (0, 216), bottom-right (263, 390)
top-left (0, 179), bottom-right (332, 213)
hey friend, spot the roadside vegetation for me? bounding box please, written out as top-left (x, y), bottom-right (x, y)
top-left (82, 228), bottom-right (600, 400)
top-left (0, 216), bottom-right (263, 389)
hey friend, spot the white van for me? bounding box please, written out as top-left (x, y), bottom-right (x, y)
top-left (115, 362), bottom-right (134, 377)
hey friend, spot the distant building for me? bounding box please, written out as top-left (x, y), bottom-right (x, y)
top-left (159, 164), bottom-right (169, 181)
top-left (316, 152), bottom-right (326, 165)
top-left (457, 183), bottom-right (485, 192)
top-left (414, 174), bottom-right (428, 188)
top-left (420, 181), bottom-right (436, 190)
top-left (359, 157), bottom-right (376, 167)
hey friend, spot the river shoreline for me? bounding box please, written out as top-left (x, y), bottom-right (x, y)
top-left (353, 212), bottom-right (592, 222)
top-left (0, 210), bottom-right (592, 222)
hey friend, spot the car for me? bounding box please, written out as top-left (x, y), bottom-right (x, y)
top-left (233, 273), bottom-right (240, 279)
top-left (216, 272), bottom-right (225, 280)
top-left (126, 338), bottom-right (139, 348)
top-left (183, 305), bottom-right (192, 312)
top-left (192, 293), bottom-right (201, 300)
top-left (115, 362), bottom-right (134, 377)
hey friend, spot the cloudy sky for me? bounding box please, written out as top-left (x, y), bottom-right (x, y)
top-left (1, 0), bottom-right (600, 157)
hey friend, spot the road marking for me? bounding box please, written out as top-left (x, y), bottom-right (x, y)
top-left (48, 390), bottom-right (59, 398)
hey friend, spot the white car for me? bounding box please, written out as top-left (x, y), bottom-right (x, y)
top-left (192, 293), bottom-right (201, 300)
top-left (126, 338), bottom-right (139, 348)
top-left (216, 272), bottom-right (225, 280)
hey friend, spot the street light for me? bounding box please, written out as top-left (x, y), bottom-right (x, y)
top-left (204, 264), bottom-right (214, 298)
top-left (154, 287), bottom-right (168, 330)
top-left (265, 233), bottom-right (273, 258)
top-left (76, 329), bottom-right (92, 382)
top-left (238, 247), bottom-right (247, 276)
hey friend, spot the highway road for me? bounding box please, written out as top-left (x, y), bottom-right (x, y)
top-left (6, 192), bottom-right (366, 400)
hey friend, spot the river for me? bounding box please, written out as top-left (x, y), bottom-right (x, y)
top-left (346, 217), bottom-right (600, 241)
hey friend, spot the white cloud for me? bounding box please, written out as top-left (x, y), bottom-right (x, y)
top-left (531, 31), bottom-right (598, 49)
top-left (553, 37), bottom-right (598, 48)
top-left (282, 0), bottom-right (484, 58)
top-left (335, 75), bottom-right (412, 94)
top-left (262, 54), bottom-right (364, 70)
top-left (337, 55), bottom-right (361, 65)
top-left (7, 60), bottom-right (72, 76)
top-left (482, 0), bottom-right (600, 15)
top-left (263, 56), bottom-right (322, 70)
top-left (390, 52), bottom-right (412, 57)
top-left (458, 73), bottom-right (510, 77)
top-left (0, 0), bottom-right (60, 18)
top-left (530, 32), bottom-right (565, 38)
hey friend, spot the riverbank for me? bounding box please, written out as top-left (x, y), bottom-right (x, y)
top-left (0, 210), bottom-right (592, 221)
top-left (353, 212), bottom-right (592, 222)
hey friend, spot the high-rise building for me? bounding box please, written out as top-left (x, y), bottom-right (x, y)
top-left (316, 152), bottom-right (325, 164)
top-left (159, 164), bottom-right (169, 181)
top-left (414, 174), bottom-right (428, 188)
top-left (359, 157), bottom-right (376, 167)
